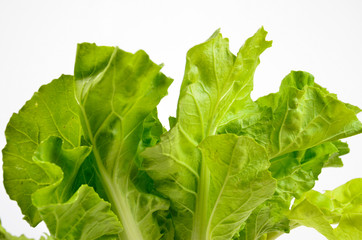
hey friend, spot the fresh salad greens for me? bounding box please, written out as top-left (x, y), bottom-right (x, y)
top-left (2, 28), bottom-right (362, 240)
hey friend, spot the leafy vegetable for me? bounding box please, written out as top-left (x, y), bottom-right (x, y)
top-left (288, 178), bottom-right (362, 240)
top-left (2, 28), bottom-right (362, 240)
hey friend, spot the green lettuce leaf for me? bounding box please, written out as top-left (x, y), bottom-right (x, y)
top-left (3, 43), bottom-right (173, 240)
top-left (269, 142), bottom-right (340, 199)
top-left (236, 203), bottom-right (289, 240)
top-left (219, 70), bottom-right (362, 239)
top-left (74, 43), bottom-right (173, 240)
top-left (199, 134), bottom-right (275, 240)
top-left (2, 75), bottom-right (82, 226)
top-left (261, 72), bottom-right (362, 238)
top-left (30, 137), bottom-right (122, 240)
top-left (2, 28), bottom-right (362, 240)
top-left (323, 141), bottom-right (349, 168)
top-left (288, 178), bottom-right (362, 240)
top-left (142, 27), bottom-right (273, 240)
top-left (236, 142), bottom-right (344, 240)
top-left (257, 71), bottom-right (362, 158)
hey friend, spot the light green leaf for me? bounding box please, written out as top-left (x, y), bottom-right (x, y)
top-left (35, 185), bottom-right (122, 240)
top-left (224, 70), bottom-right (362, 239)
top-left (289, 178), bottom-right (362, 240)
top-left (236, 140), bottom-right (352, 240)
top-left (216, 104), bottom-right (272, 147)
top-left (2, 75), bottom-right (82, 226)
top-left (31, 137), bottom-right (92, 202)
top-left (168, 116), bottom-right (177, 129)
top-left (29, 137), bottom-right (122, 240)
top-left (74, 43), bottom-right (172, 240)
top-left (3, 28), bottom-right (362, 240)
top-left (238, 140), bottom-right (351, 239)
top-left (323, 141), bottom-right (349, 168)
top-left (270, 142), bottom-right (340, 198)
top-left (199, 134), bottom-right (275, 240)
top-left (142, 28), bottom-right (272, 240)
top-left (260, 72), bottom-right (361, 238)
top-left (236, 203), bottom-right (289, 240)
top-left (177, 28), bottom-right (271, 137)
top-left (257, 71), bottom-right (362, 158)
top-left (3, 43), bottom-right (173, 240)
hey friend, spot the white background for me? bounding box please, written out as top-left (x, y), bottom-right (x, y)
top-left (1, 0), bottom-right (362, 239)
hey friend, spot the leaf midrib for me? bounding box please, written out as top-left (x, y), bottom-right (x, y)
top-left (76, 48), bottom-right (143, 240)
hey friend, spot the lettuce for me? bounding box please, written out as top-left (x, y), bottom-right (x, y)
top-left (2, 28), bottom-right (362, 240)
